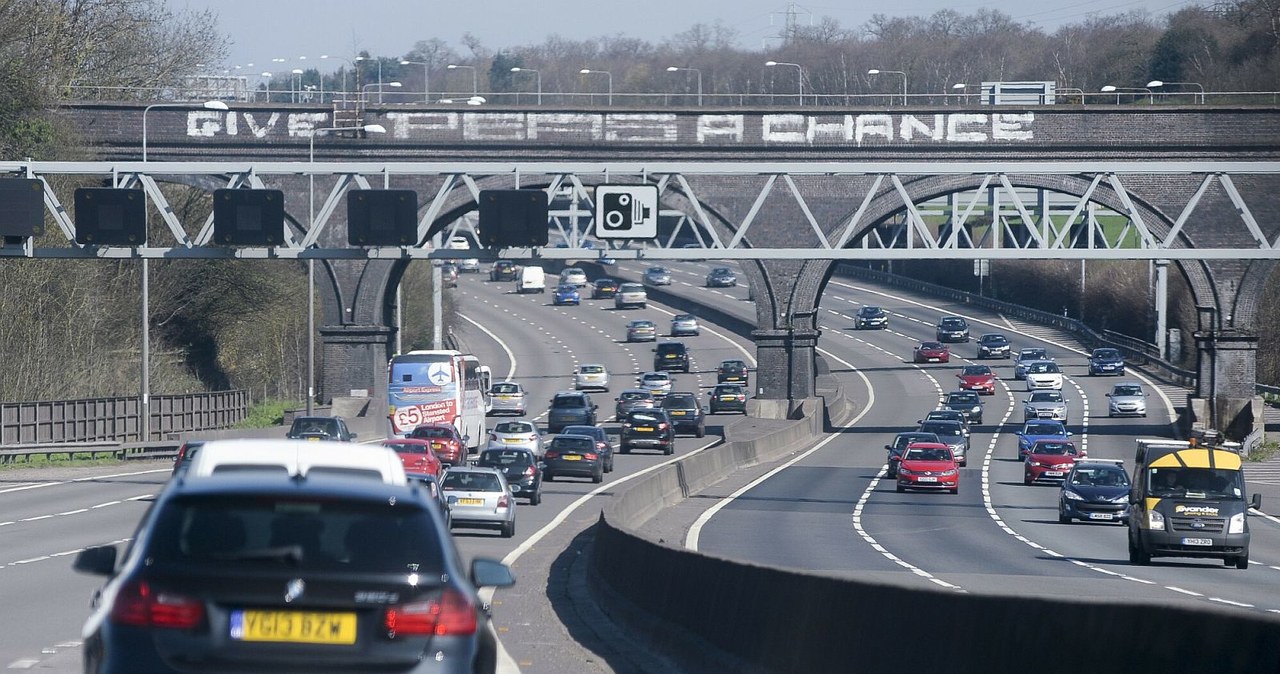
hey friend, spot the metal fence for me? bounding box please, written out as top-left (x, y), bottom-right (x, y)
top-left (0, 390), bottom-right (249, 446)
top-left (61, 85), bottom-right (1280, 108)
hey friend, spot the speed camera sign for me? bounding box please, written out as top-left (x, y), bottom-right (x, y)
top-left (594, 185), bottom-right (658, 239)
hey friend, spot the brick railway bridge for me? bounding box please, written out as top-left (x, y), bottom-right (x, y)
top-left (10, 100), bottom-right (1279, 437)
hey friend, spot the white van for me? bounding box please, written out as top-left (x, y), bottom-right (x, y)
top-left (516, 265), bottom-right (546, 293)
top-left (182, 439), bottom-right (407, 484)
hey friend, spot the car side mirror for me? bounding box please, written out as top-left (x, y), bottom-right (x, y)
top-left (470, 557), bottom-right (516, 589)
top-left (73, 545), bottom-right (118, 577)
top-left (1105, 393), bottom-right (1112, 397)
top-left (1252, 493), bottom-right (1262, 510)
top-left (885, 445), bottom-right (893, 451)
top-left (350, 432), bottom-right (359, 439)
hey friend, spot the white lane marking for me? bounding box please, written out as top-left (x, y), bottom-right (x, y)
top-left (851, 466), bottom-right (964, 591)
top-left (685, 349), bottom-right (872, 550)
top-left (1, 538), bottom-right (131, 570)
top-left (7, 658), bottom-right (39, 669)
top-left (459, 311), bottom-right (517, 382)
top-left (0, 468), bottom-right (169, 496)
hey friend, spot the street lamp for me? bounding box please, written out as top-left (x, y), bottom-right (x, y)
top-left (447, 64), bottom-right (478, 96)
top-left (765, 61), bottom-right (804, 105)
top-left (1146, 79), bottom-right (1204, 104)
top-left (868, 68), bottom-right (907, 105)
top-left (666, 66), bottom-right (702, 106)
top-left (579, 68), bottom-right (612, 105)
top-left (306, 123), bottom-right (387, 413)
top-left (400, 59), bottom-right (430, 102)
top-left (259, 71), bottom-right (272, 103)
top-left (510, 67), bottom-right (541, 105)
top-left (1101, 84), bottom-right (1153, 104)
top-left (361, 81), bottom-right (401, 104)
top-left (291, 68), bottom-right (304, 103)
top-left (139, 99), bottom-right (230, 440)
top-left (947, 82), bottom-right (966, 106)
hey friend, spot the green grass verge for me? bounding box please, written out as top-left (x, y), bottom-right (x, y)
top-left (1247, 440), bottom-right (1280, 463)
top-left (235, 399), bottom-right (301, 429)
top-left (0, 453), bottom-right (130, 471)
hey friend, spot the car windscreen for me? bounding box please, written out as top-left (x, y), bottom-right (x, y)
top-left (580, 365), bottom-right (605, 374)
top-left (947, 393), bottom-right (979, 403)
top-left (411, 427), bottom-right (454, 439)
top-left (1071, 466), bottom-right (1130, 487)
top-left (921, 423), bottom-right (962, 438)
top-left (1024, 423), bottom-right (1064, 435)
top-left (146, 494), bottom-right (445, 575)
top-left (1094, 349), bottom-right (1121, 359)
top-left (491, 383), bottom-right (521, 394)
top-left (479, 450), bottom-right (533, 466)
top-left (940, 318), bottom-right (965, 328)
top-left (384, 441), bottom-right (429, 454)
top-left (1031, 442), bottom-right (1076, 455)
top-left (662, 395), bottom-right (697, 408)
top-left (961, 367), bottom-right (990, 376)
top-left (551, 395), bottom-right (587, 408)
top-left (1113, 385), bottom-right (1143, 396)
top-left (551, 436), bottom-right (594, 452)
top-left (442, 471), bottom-right (503, 492)
top-left (627, 412), bottom-right (665, 424)
top-left (905, 448), bottom-right (950, 461)
top-left (1028, 362), bottom-right (1059, 373)
top-left (1029, 392), bottom-right (1063, 402)
top-left (1148, 467), bottom-right (1244, 499)
top-left (494, 421), bottom-right (534, 434)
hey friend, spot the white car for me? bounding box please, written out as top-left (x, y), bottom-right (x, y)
top-left (637, 371), bottom-right (673, 398)
top-left (575, 363), bottom-right (609, 391)
top-left (1024, 360), bottom-right (1064, 391)
top-left (615, 283), bottom-right (647, 309)
top-left (560, 267), bottom-right (588, 287)
top-left (486, 419), bottom-right (544, 457)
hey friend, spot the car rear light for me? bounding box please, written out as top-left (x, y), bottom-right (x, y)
top-left (545, 451), bottom-right (560, 459)
top-left (658, 423), bottom-right (669, 430)
top-left (111, 581), bottom-right (204, 629)
top-left (597, 442), bottom-right (607, 450)
top-left (488, 433), bottom-right (497, 441)
top-left (523, 466), bottom-right (536, 477)
top-left (497, 495), bottom-right (510, 509)
top-left (383, 588), bottom-right (477, 637)
top-left (585, 453), bottom-right (598, 460)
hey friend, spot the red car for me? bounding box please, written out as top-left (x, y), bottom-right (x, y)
top-left (408, 423), bottom-right (467, 467)
top-left (956, 364), bottom-right (998, 395)
top-left (381, 438), bottom-right (444, 477)
top-left (895, 442), bottom-right (960, 494)
top-left (1024, 439), bottom-right (1083, 485)
top-left (913, 341), bottom-right (951, 364)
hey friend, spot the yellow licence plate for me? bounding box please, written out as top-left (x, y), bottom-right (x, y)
top-left (665, 354), bottom-right (676, 358)
top-left (636, 426), bottom-right (653, 432)
top-left (502, 438), bottom-right (521, 443)
top-left (671, 410), bottom-right (686, 415)
top-left (562, 455), bottom-right (581, 461)
top-left (307, 437), bottom-right (320, 442)
top-left (231, 610), bottom-right (356, 644)
top-left (720, 396), bottom-right (736, 401)
top-left (458, 497), bottom-right (484, 505)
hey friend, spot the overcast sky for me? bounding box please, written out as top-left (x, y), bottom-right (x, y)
top-left (169, 0), bottom-right (1198, 72)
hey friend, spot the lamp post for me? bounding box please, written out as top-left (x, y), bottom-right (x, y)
top-left (765, 61), bottom-right (803, 105)
top-left (1146, 79), bottom-right (1204, 104)
top-left (666, 66), bottom-right (702, 105)
top-left (1101, 84), bottom-right (1153, 104)
top-left (946, 82), bottom-right (966, 105)
top-left (322, 55), bottom-right (358, 98)
top-left (355, 55), bottom-right (382, 96)
top-left (447, 64), bottom-right (478, 96)
top-left (400, 59), bottom-right (430, 102)
top-left (291, 68), bottom-right (304, 103)
top-left (868, 68), bottom-right (907, 105)
top-left (307, 123), bottom-right (387, 413)
top-left (260, 71), bottom-right (272, 102)
top-left (578, 68), bottom-right (612, 105)
top-left (361, 81), bottom-right (401, 104)
top-left (510, 67), bottom-right (541, 105)
top-left (140, 100), bottom-right (229, 439)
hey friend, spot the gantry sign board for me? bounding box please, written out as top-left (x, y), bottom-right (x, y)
top-left (594, 185), bottom-right (659, 240)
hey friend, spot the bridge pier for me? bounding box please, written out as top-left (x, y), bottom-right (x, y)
top-left (748, 327), bottom-right (821, 418)
top-left (1193, 329), bottom-right (1264, 441)
top-left (319, 324), bottom-right (395, 411)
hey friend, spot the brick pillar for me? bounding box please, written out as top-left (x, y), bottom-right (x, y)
top-left (1193, 329), bottom-right (1260, 440)
top-left (749, 327), bottom-right (820, 417)
top-left (319, 324), bottom-right (395, 411)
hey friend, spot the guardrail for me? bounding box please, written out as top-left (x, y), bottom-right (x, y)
top-left (1, 390), bottom-right (249, 446)
top-left (0, 440), bottom-right (182, 465)
top-left (834, 264), bottom-right (1200, 388)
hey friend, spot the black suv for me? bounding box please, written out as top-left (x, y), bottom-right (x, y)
top-left (547, 391), bottom-right (597, 432)
top-left (935, 316), bottom-right (970, 343)
top-left (976, 333), bottom-right (1011, 359)
top-left (941, 390), bottom-right (984, 424)
top-left (73, 473), bottom-right (515, 674)
top-left (661, 391), bottom-right (706, 437)
top-left (619, 409), bottom-right (676, 454)
top-left (286, 415), bottom-right (357, 442)
top-left (716, 359), bottom-right (749, 384)
top-left (476, 447), bottom-right (543, 505)
top-left (654, 341), bottom-right (690, 373)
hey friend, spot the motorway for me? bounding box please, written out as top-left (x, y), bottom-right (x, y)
top-left (4, 258), bottom-right (1280, 674)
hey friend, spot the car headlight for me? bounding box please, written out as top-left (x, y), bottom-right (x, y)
top-left (1228, 512), bottom-right (1246, 534)
top-left (1110, 494), bottom-right (1130, 504)
top-left (897, 467), bottom-right (914, 476)
top-left (1148, 510), bottom-right (1165, 531)
top-left (1063, 490), bottom-right (1083, 501)
top-left (1029, 461), bottom-right (1042, 467)
top-left (939, 469), bottom-right (957, 476)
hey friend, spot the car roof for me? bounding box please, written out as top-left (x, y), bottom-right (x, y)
top-left (168, 471), bottom-right (427, 502)
top-left (182, 439), bottom-right (407, 484)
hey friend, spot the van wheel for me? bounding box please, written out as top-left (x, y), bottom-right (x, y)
top-left (1235, 554), bottom-right (1249, 570)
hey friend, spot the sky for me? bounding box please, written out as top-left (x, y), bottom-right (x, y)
top-left (169, 0), bottom-right (1199, 74)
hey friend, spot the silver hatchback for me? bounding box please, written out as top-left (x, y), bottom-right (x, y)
top-left (1107, 382), bottom-right (1148, 417)
top-left (441, 466), bottom-right (517, 537)
top-left (489, 381), bottom-right (527, 416)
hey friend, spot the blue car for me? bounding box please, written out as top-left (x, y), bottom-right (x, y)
top-left (1016, 420), bottom-right (1072, 460)
top-left (553, 283), bottom-right (580, 306)
top-left (1088, 347), bottom-right (1126, 376)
